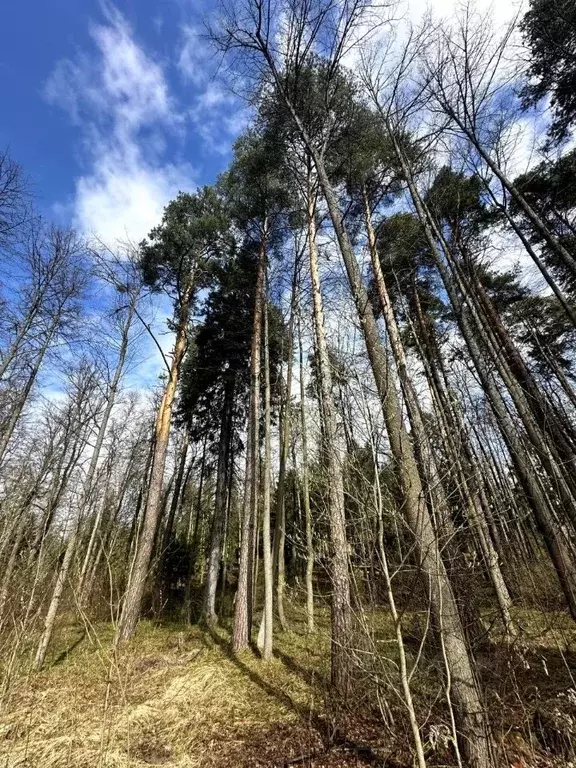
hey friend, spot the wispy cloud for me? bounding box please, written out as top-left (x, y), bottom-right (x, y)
top-left (178, 24), bottom-right (212, 87)
top-left (177, 21), bottom-right (251, 156)
top-left (44, 4), bottom-right (193, 246)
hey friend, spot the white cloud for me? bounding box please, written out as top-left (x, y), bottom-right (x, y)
top-left (74, 151), bottom-right (193, 246)
top-left (46, 4), bottom-right (178, 133)
top-left (45, 5), bottom-right (192, 246)
top-left (178, 24), bottom-right (211, 86)
top-left (185, 80), bottom-right (251, 155)
top-left (176, 19), bottom-right (251, 156)
top-left (92, 11), bottom-right (174, 131)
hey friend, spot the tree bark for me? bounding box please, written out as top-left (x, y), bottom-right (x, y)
top-left (116, 282), bottom-right (192, 645)
top-left (259, 299), bottom-right (274, 660)
top-left (306, 171), bottom-right (352, 694)
top-left (232, 236), bottom-right (265, 653)
top-left (298, 313), bottom-right (315, 634)
top-left (203, 381), bottom-right (234, 626)
top-left (36, 294), bottom-right (138, 664)
top-left (272, 262), bottom-right (297, 633)
top-left (269, 91), bottom-right (493, 760)
top-left (392, 135), bottom-right (576, 621)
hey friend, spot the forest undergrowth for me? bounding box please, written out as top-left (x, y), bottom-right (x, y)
top-left (1, 598), bottom-right (575, 768)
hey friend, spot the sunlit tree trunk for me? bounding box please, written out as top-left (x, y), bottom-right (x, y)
top-left (116, 282), bottom-right (192, 645)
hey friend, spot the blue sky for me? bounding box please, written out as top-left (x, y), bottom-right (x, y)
top-left (0, 0), bottom-right (528, 248)
top-left (0, 0), bottom-right (247, 246)
top-left (0, 0), bottom-right (252, 396)
top-left (0, 0), bottom-right (530, 396)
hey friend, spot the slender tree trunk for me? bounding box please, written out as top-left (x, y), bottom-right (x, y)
top-left (116, 283), bottom-right (191, 645)
top-left (298, 313), bottom-right (315, 634)
top-left (35, 301), bottom-right (137, 667)
top-left (155, 432), bottom-right (190, 606)
top-left (183, 436), bottom-right (208, 622)
top-left (82, 475), bottom-right (129, 609)
top-left (232, 235), bottom-right (266, 653)
top-left (258, 299), bottom-right (274, 660)
top-left (219, 456), bottom-right (234, 614)
top-left (439, 101), bottom-right (576, 279)
top-left (0, 450), bottom-right (61, 615)
top-left (0, 511), bottom-right (29, 621)
top-left (27, 447), bottom-right (81, 568)
top-left (411, 293), bottom-right (516, 633)
top-left (489, 191), bottom-right (576, 328)
top-left (0, 326), bottom-right (56, 467)
top-left (161, 434), bottom-right (190, 562)
top-left (126, 431), bottom-right (155, 566)
top-left (362, 186), bottom-right (458, 541)
top-left (268, 92), bottom-right (493, 760)
top-left (392, 136), bottom-right (576, 621)
top-left (0, 273), bottom-right (57, 382)
top-left (306, 170), bottom-right (352, 694)
top-left (368, 422), bottom-right (427, 768)
top-left (272, 264), bottom-right (297, 633)
top-left (77, 466), bottom-right (114, 603)
top-left (457, 251), bottom-right (576, 480)
top-left (203, 381), bottom-right (234, 625)
top-left (34, 518), bottom-right (80, 670)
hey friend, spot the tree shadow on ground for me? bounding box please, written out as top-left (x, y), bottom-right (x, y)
top-left (202, 626), bottom-right (383, 765)
top-left (51, 630), bottom-right (86, 667)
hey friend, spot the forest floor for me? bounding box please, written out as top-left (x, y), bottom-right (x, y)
top-left (0, 605), bottom-right (575, 768)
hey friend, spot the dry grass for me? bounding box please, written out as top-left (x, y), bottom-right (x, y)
top-left (1, 604), bottom-right (575, 767)
top-left (0, 615), bottom-right (331, 768)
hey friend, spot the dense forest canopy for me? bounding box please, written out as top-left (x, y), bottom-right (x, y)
top-left (2, 1), bottom-right (576, 766)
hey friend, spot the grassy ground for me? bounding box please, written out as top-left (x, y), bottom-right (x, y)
top-left (0, 609), bottom-right (344, 768)
top-left (0, 604), bottom-right (575, 767)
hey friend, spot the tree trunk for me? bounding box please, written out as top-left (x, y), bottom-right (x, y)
top-left (0, 510), bottom-right (29, 621)
top-left (116, 283), bottom-right (192, 645)
top-left (440, 100), bottom-right (576, 279)
top-left (272, 263), bottom-right (297, 633)
top-left (411, 291), bottom-right (516, 633)
top-left (298, 314), bottom-right (315, 634)
top-left (126, 425), bottom-right (156, 565)
top-left (77, 466), bottom-right (114, 603)
top-left (183, 435), bottom-right (208, 622)
top-left (306, 170), bottom-right (352, 694)
top-left (36, 295), bottom-right (137, 665)
top-left (488, 191), bottom-right (576, 328)
top-left (232, 236), bottom-right (265, 653)
top-left (259, 299), bottom-right (274, 660)
top-left (155, 432), bottom-right (190, 607)
top-left (271, 93), bottom-right (493, 761)
top-left (0, 325), bottom-right (56, 467)
top-left (392, 136), bottom-right (576, 621)
top-left (34, 519), bottom-right (80, 670)
top-left (203, 381), bottom-right (234, 626)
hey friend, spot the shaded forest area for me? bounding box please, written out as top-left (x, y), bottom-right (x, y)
top-left (1, 1), bottom-right (576, 766)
